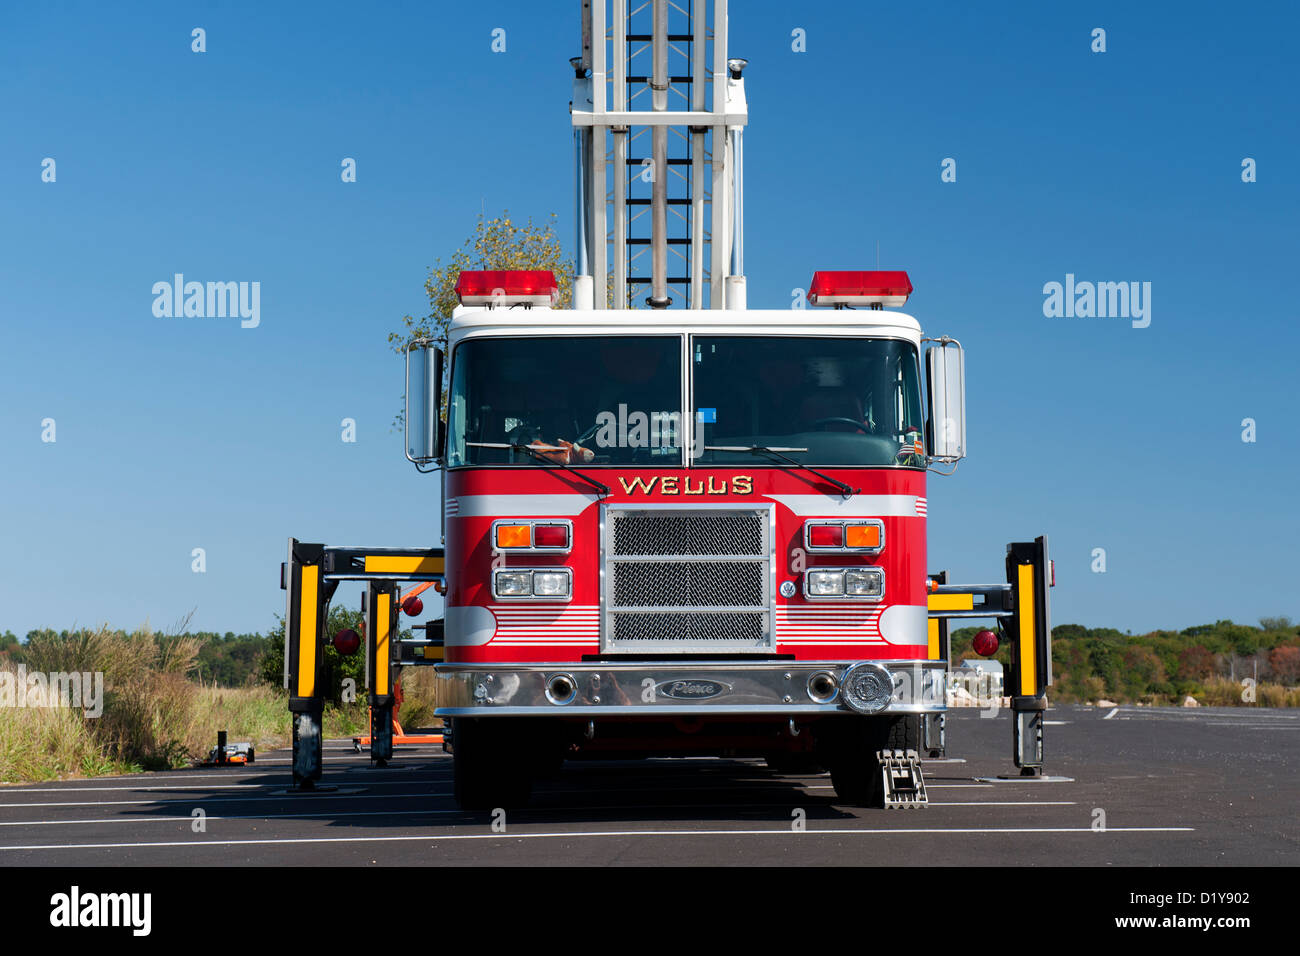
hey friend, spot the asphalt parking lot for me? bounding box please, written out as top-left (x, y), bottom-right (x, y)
top-left (0, 704), bottom-right (1294, 866)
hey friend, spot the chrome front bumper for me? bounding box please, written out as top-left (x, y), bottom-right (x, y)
top-left (434, 660), bottom-right (946, 717)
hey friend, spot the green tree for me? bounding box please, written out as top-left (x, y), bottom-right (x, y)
top-left (390, 211), bottom-right (573, 358)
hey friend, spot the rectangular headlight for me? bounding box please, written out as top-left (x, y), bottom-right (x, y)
top-left (806, 570), bottom-right (845, 596)
top-left (845, 568), bottom-right (884, 597)
top-left (494, 571), bottom-right (532, 597)
top-left (531, 571), bottom-right (571, 597)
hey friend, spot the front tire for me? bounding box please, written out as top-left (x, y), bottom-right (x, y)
top-left (823, 715), bottom-right (919, 807)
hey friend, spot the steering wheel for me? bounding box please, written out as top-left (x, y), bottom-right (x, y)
top-left (810, 417), bottom-right (869, 434)
top-left (575, 420), bottom-right (603, 446)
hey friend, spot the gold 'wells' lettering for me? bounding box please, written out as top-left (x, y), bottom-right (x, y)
top-left (616, 474), bottom-right (754, 496)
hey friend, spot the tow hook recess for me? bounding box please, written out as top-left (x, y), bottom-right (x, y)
top-left (878, 749), bottom-right (928, 808)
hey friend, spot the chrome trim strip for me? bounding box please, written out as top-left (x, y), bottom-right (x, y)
top-left (434, 659), bottom-right (946, 716)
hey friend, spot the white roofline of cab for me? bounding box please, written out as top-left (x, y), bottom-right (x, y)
top-left (447, 307), bottom-right (922, 347)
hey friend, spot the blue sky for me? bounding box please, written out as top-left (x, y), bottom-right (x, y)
top-left (1, 1), bottom-right (1297, 639)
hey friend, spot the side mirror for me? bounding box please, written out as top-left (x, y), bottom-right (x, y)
top-left (405, 340), bottom-right (444, 467)
top-left (925, 338), bottom-right (966, 461)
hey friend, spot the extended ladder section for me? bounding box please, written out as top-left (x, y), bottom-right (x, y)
top-left (571, 0), bottom-right (747, 311)
top-left (281, 539), bottom-right (445, 788)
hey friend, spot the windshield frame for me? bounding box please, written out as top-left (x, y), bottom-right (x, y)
top-left (687, 332), bottom-right (927, 470)
top-left (445, 332), bottom-right (690, 469)
top-left (445, 330), bottom-right (926, 471)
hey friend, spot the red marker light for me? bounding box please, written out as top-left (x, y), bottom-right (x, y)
top-left (402, 595), bottom-right (423, 617)
top-left (332, 629), bottom-right (361, 656)
top-left (455, 270), bottom-right (559, 307)
top-left (532, 524), bottom-right (569, 549)
top-left (807, 524), bottom-right (843, 548)
top-left (807, 270), bottom-right (912, 308)
top-left (972, 629), bottom-right (999, 657)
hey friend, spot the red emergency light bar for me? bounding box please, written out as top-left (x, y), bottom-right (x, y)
top-left (807, 270), bottom-right (912, 308)
top-left (455, 270), bottom-right (559, 307)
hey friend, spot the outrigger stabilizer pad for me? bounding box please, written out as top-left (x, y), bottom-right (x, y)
top-left (878, 749), bottom-right (928, 808)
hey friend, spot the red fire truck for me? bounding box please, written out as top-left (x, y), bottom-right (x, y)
top-left (280, 0), bottom-right (1053, 811)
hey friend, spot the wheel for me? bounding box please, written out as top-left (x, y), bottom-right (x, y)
top-left (822, 715), bottom-right (918, 807)
top-left (451, 718), bottom-right (535, 811)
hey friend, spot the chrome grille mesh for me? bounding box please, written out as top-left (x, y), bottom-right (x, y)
top-left (612, 561), bottom-right (764, 607)
top-left (611, 512), bottom-right (763, 556)
top-left (613, 612), bottom-right (766, 643)
top-left (604, 507), bottom-right (773, 653)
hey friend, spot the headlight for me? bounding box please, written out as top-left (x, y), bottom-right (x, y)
top-left (806, 571), bottom-right (845, 596)
top-left (805, 567), bottom-right (885, 600)
top-left (532, 571), bottom-right (571, 597)
top-left (845, 568), bottom-right (883, 597)
top-left (494, 571), bottom-right (532, 597)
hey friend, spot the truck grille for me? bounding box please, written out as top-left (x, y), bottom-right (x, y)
top-left (603, 506), bottom-right (773, 653)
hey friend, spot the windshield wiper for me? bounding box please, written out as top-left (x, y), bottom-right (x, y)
top-left (467, 442), bottom-right (610, 497)
top-left (704, 445), bottom-right (859, 499)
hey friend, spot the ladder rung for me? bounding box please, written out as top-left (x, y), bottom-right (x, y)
top-left (625, 34), bottom-right (696, 42)
top-left (626, 277), bottom-right (694, 284)
top-left (625, 76), bottom-right (694, 84)
top-left (625, 198), bottom-right (693, 205)
top-left (626, 238), bottom-right (692, 245)
top-left (626, 158), bottom-right (694, 165)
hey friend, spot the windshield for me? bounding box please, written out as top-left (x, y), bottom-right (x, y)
top-left (691, 336), bottom-right (925, 467)
top-left (447, 335), bottom-right (683, 466)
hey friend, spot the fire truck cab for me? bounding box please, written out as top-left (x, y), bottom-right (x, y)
top-left (409, 271), bottom-right (961, 809)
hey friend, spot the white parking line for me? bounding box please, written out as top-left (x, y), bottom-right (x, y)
top-left (0, 824), bottom-right (1197, 852)
top-left (1103, 708), bottom-right (1118, 720)
top-left (0, 781), bottom-right (1002, 811)
top-left (0, 800), bottom-right (1078, 828)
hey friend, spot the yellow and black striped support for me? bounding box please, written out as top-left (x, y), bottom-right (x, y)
top-left (366, 581), bottom-right (400, 763)
top-left (284, 538), bottom-right (331, 788)
top-left (281, 541), bottom-right (446, 779)
top-left (1006, 537), bottom-right (1052, 702)
top-left (1006, 536), bottom-right (1052, 771)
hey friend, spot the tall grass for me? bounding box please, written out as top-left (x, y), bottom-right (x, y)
top-left (1, 622), bottom-right (405, 781)
top-left (0, 704), bottom-right (138, 783)
top-left (1194, 676), bottom-right (1300, 708)
top-left (21, 624), bottom-right (206, 770)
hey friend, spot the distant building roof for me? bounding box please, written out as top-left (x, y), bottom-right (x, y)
top-left (955, 659), bottom-right (1004, 674)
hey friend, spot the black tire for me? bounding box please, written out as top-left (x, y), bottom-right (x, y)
top-left (824, 715), bottom-right (917, 807)
top-left (451, 718), bottom-right (534, 811)
top-left (889, 715), bottom-right (921, 751)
